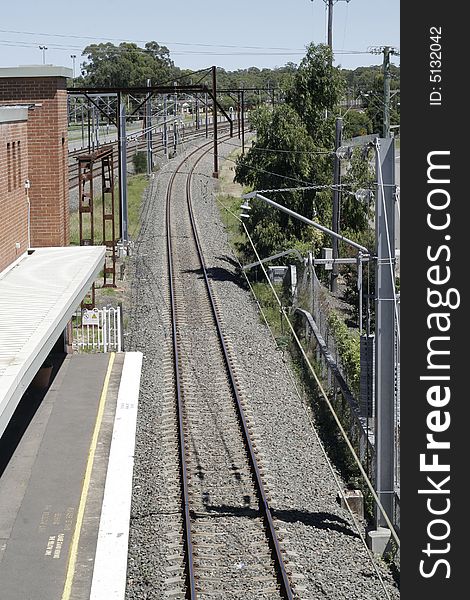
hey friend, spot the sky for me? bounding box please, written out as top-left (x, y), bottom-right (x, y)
top-left (0, 0), bottom-right (399, 74)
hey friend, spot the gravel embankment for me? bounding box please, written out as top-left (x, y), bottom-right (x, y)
top-left (124, 135), bottom-right (400, 599)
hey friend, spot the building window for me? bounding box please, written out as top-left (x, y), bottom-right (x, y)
top-left (6, 141), bottom-right (22, 191)
top-left (17, 140), bottom-right (21, 186)
top-left (7, 142), bottom-right (12, 192)
top-left (12, 142), bottom-right (17, 189)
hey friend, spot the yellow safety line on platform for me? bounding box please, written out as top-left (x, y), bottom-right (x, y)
top-left (61, 352), bottom-right (116, 600)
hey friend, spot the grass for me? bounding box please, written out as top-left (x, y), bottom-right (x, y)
top-left (69, 173), bottom-right (148, 310)
top-left (217, 194), bottom-right (247, 250)
top-left (70, 174), bottom-right (148, 246)
top-left (215, 158), bottom-right (292, 350)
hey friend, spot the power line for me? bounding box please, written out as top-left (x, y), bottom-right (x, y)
top-left (0, 28), bottom-right (306, 52)
top-left (0, 29), bottom-right (387, 57)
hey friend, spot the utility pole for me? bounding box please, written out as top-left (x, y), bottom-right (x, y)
top-left (313, 1), bottom-right (351, 53)
top-left (331, 116), bottom-right (342, 293)
top-left (212, 65), bottom-right (218, 178)
top-left (327, 0), bottom-right (333, 49)
top-left (383, 47), bottom-right (391, 138)
top-left (369, 46), bottom-right (400, 138)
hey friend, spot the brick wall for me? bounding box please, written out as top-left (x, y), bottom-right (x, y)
top-left (0, 119), bottom-right (29, 272)
top-left (0, 76), bottom-right (69, 248)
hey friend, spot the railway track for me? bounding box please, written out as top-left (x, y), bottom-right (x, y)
top-left (163, 137), bottom-right (295, 599)
top-left (67, 121), bottom-right (238, 190)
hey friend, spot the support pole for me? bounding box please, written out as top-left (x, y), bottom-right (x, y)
top-left (383, 46), bottom-right (391, 138)
top-left (205, 91), bottom-right (208, 138)
top-left (327, 0), bottom-right (333, 50)
top-left (81, 103), bottom-right (84, 148)
top-left (241, 89), bottom-right (245, 156)
top-left (237, 91), bottom-right (241, 139)
top-left (174, 81), bottom-right (178, 152)
top-left (321, 0), bottom-right (352, 60)
top-left (212, 66), bottom-right (218, 178)
top-left (87, 101), bottom-right (91, 153)
top-left (116, 92), bottom-right (122, 233)
top-left (163, 95), bottom-right (168, 156)
top-left (331, 116), bottom-right (342, 293)
top-left (146, 79), bottom-right (153, 175)
top-left (119, 103), bottom-right (128, 245)
top-left (374, 136), bottom-right (396, 529)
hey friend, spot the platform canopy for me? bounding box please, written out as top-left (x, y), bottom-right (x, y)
top-left (0, 246), bottom-right (105, 437)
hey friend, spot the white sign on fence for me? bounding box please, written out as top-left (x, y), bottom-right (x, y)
top-left (82, 308), bottom-right (100, 326)
top-left (73, 305), bottom-right (122, 353)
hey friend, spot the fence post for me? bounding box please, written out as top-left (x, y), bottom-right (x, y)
top-left (102, 308), bottom-right (107, 353)
top-left (117, 305), bottom-right (122, 352)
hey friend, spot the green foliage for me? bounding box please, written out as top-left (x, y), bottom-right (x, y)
top-left (234, 44), bottom-right (350, 261)
top-left (327, 311), bottom-right (361, 396)
top-left (286, 44), bottom-right (344, 144)
top-left (340, 147), bottom-right (375, 243)
top-left (196, 64), bottom-right (297, 110)
top-left (235, 104), bottom-right (327, 259)
top-left (80, 41), bottom-right (176, 87)
top-left (69, 174), bottom-right (147, 245)
top-left (132, 151), bottom-right (147, 174)
top-left (341, 63), bottom-right (400, 96)
top-left (364, 74), bottom-right (400, 136)
top-left (343, 110), bottom-right (372, 138)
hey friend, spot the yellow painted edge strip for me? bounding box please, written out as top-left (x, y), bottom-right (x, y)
top-left (61, 352), bottom-right (116, 600)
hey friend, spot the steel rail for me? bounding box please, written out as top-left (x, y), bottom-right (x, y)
top-left (165, 144), bottom-right (204, 600)
top-left (67, 122), bottom-right (236, 190)
top-left (166, 132), bottom-right (243, 596)
top-left (184, 145), bottom-right (294, 600)
top-left (165, 135), bottom-right (230, 598)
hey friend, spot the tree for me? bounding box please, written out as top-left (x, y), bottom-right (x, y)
top-left (80, 41), bottom-right (177, 88)
top-left (286, 43), bottom-right (344, 144)
top-left (235, 44), bottom-right (347, 260)
top-left (363, 73), bottom-right (400, 136)
top-left (340, 147), bottom-right (375, 245)
top-left (235, 105), bottom-right (324, 259)
top-left (343, 110), bottom-right (372, 138)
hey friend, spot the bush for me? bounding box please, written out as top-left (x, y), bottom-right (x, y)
top-left (132, 151), bottom-right (147, 174)
top-left (327, 311), bottom-right (361, 396)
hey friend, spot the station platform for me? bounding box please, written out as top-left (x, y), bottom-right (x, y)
top-left (0, 351), bottom-right (142, 600)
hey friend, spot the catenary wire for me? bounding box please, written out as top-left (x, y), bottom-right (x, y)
top-left (215, 189), bottom-right (400, 556)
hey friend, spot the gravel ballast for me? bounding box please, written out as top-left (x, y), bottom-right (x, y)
top-left (124, 135), bottom-right (400, 599)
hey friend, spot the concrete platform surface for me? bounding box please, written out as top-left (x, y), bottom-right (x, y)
top-left (0, 351), bottom-right (142, 600)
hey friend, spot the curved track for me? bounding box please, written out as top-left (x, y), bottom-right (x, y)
top-left (165, 137), bottom-right (294, 599)
top-left (68, 122), bottom-right (236, 189)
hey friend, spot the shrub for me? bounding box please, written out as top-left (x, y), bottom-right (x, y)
top-left (132, 151), bottom-right (147, 174)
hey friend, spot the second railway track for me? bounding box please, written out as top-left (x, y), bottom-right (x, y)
top-left (67, 122), bottom-right (238, 190)
top-left (163, 136), bottom-right (295, 599)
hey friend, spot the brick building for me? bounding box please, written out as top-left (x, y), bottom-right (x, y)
top-left (0, 67), bottom-right (106, 438)
top-left (0, 66), bottom-right (71, 271)
top-left (0, 106), bottom-right (29, 271)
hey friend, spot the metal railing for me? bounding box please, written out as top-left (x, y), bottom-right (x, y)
top-left (72, 305), bottom-right (122, 353)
